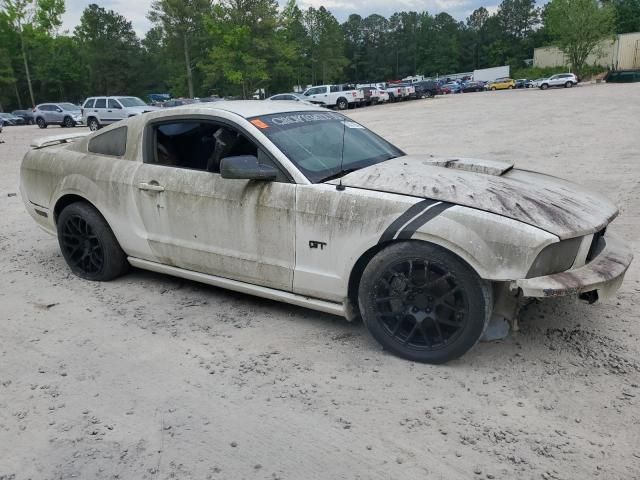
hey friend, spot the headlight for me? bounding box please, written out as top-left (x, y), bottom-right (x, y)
top-left (526, 237), bottom-right (583, 278)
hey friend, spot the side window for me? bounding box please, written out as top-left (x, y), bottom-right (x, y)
top-left (330, 85), bottom-right (339, 93)
top-left (95, 98), bottom-right (106, 108)
top-left (271, 95), bottom-right (284, 100)
top-left (88, 126), bottom-right (127, 157)
top-left (147, 121), bottom-right (288, 181)
top-left (84, 99), bottom-right (95, 108)
top-left (108, 99), bottom-right (122, 109)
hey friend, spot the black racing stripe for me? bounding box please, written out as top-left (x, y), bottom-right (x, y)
top-left (396, 202), bottom-right (454, 240)
top-left (378, 199), bottom-right (438, 244)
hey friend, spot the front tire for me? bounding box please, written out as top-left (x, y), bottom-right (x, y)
top-left (540, 84), bottom-right (549, 90)
top-left (57, 202), bottom-right (129, 281)
top-left (358, 241), bottom-right (491, 364)
top-left (36, 117), bottom-right (47, 129)
top-left (63, 116), bottom-right (75, 128)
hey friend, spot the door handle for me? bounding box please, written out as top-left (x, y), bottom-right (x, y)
top-left (138, 182), bottom-right (165, 192)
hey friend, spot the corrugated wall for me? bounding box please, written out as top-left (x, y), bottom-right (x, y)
top-left (534, 33), bottom-right (640, 70)
top-left (615, 32), bottom-right (640, 69)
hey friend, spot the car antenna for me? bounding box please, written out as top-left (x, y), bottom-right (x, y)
top-left (336, 115), bottom-right (347, 191)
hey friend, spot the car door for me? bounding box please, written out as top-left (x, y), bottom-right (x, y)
top-left (52, 104), bottom-right (65, 123)
top-left (107, 99), bottom-right (127, 123)
top-left (93, 98), bottom-right (107, 123)
top-left (132, 118), bottom-right (297, 291)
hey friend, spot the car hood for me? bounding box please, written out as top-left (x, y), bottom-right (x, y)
top-left (330, 155), bottom-right (618, 239)
top-left (127, 105), bottom-right (159, 114)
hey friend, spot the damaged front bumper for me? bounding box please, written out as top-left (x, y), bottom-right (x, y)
top-left (514, 233), bottom-right (633, 299)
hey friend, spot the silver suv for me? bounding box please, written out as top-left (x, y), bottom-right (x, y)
top-left (539, 73), bottom-right (579, 90)
top-left (34, 103), bottom-right (83, 129)
top-left (82, 96), bottom-right (159, 131)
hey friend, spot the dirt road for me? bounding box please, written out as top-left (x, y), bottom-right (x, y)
top-left (1, 84), bottom-right (639, 480)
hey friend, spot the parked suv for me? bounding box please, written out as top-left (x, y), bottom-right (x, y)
top-left (81, 96), bottom-right (158, 131)
top-left (538, 73), bottom-right (579, 90)
top-left (34, 103), bottom-right (82, 129)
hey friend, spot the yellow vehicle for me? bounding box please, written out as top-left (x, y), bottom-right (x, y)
top-left (487, 78), bottom-right (516, 90)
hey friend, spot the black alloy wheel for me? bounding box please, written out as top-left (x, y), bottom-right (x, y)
top-left (60, 214), bottom-right (104, 277)
top-left (36, 117), bottom-right (47, 129)
top-left (372, 258), bottom-right (469, 351)
top-left (63, 116), bottom-right (75, 128)
top-left (358, 242), bottom-right (490, 363)
top-left (57, 202), bottom-right (129, 281)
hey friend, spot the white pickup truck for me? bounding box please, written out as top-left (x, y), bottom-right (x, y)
top-left (302, 84), bottom-right (364, 110)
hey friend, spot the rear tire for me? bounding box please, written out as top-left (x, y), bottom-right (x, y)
top-left (36, 117), bottom-right (47, 129)
top-left (358, 241), bottom-right (491, 364)
top-left (57, 202), bottom-right (129, 281)
top-left (337, 98), bottom-right (348, 110)
top-left (565, 81), bottom-right (573, 88)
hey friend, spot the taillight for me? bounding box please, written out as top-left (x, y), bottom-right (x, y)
top-left (352, 92), bottom-right (356, 97)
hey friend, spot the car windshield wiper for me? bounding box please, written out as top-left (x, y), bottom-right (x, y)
top-left (318, 168), bottom-right (359, 183)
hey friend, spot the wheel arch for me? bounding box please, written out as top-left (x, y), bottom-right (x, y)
top-left (54, 193), bottom-right (101, 224)
top-left (346, 238), bottom-right (485, 316)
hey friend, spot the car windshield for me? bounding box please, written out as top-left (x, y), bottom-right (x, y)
top-left (60, 103), bottom-right (79, 111)
top-left (249, 111), bottom-right (404, 183)
top-left (117, 97), bottom-right (147, 107)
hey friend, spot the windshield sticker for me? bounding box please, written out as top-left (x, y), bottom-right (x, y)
top-left (343, 121), bottom-right (364, 129)
top-left (250, 119), bottom-right (270, 129)
top-left (267, 112), bottom-right (344, 126)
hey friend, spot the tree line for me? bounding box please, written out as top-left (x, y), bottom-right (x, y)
top-left (0, 0), bottom-right (638, 110)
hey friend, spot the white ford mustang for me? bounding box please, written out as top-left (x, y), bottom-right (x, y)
top-left (20, 101), bottom-right (633, 363)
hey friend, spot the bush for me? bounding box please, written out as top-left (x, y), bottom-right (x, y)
top-left (512, 64), bottom-right (608, 80)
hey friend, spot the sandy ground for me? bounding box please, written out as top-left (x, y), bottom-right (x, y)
top-left (1, 83), bottom-right (639, 480)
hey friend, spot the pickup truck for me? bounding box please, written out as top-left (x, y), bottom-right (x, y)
top-left (302, 84), bottom-right (364, 110)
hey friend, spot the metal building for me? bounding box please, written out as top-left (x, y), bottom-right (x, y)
top-left (534, 32), bottom-right (640, 70)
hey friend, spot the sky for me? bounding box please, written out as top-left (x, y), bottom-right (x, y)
top-left (61, 0), bottom-right (500, 37)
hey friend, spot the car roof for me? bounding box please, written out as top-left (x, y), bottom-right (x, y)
top-left (172, 100), bottom-right (327, 118)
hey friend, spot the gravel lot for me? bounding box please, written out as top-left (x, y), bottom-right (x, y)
top-left (1, 83), bottom-right (639, 480)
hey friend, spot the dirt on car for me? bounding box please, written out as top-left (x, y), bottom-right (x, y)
top-left (1, 83), bottom-right (639, 479)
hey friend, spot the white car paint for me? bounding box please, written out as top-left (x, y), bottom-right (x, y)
top-left (20, 101), bottom-right (633, 323)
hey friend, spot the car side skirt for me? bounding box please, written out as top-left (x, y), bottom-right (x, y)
top-left (128, 257), bottom-right (347, 318)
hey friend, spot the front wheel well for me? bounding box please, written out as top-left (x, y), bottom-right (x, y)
top-left (347, 239), bottom-right (484, 313)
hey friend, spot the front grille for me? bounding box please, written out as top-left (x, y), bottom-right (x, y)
top-left (586, 228), bottom-right (606, 262)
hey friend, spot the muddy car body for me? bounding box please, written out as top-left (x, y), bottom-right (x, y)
top-left (20, 101), bottom-right (633, 363)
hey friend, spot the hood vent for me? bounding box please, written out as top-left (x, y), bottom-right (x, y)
top-left (423, 157), bottom-right (514, 176)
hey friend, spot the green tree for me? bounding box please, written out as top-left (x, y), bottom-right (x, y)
top-left (303, 6), bottom-right (347, 84)
top-left (74, 4), bottom-right (143, 95)
top-left (148, 0), bottom-right (211, 98)
top-left (546, 0), bottom-right (615, 76)
top-left (605, 0), bottom-right (640, 33)
top-left (0, 0), bottom-right (65, 107)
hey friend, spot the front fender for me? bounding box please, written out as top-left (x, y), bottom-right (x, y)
top-left (412, 205), bottom-right (558, 281)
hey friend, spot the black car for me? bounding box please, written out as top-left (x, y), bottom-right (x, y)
top-left (461, 81), bottom-right (485, 93)
top-left (11, 109), bottom-right (35, 125)
top-left (605, 69), bottom-right (640, 83)
top-left (413, 80), bottom-right (440, 98)
top-left (0, 112), bottom-right (26, 126)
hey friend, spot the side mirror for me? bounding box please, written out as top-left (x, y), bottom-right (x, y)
top-left (56, 108), bottom-right (63, 112)
top-left (220, 155), bottom-right (277, 181)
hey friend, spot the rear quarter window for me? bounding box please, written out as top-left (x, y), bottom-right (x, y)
top-left (88, 126), bottom-right (128, 157)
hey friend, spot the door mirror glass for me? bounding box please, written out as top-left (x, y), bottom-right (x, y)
top-left (220, 155), bottom-right (277, 181)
